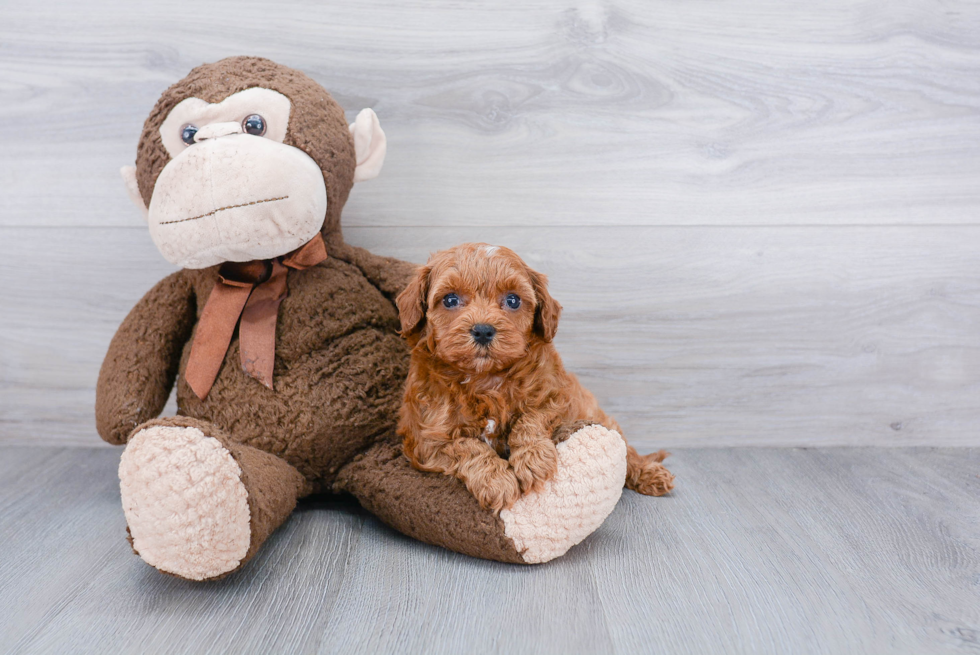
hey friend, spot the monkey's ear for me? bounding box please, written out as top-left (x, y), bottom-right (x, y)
top-left (395, 265), bottom-right (430, 341)
top-left (529, 268), bottom-right (563, 342)
top-left (349, 108), bottom-right (387, 183)
top-left (120, 165), bottom-right (148, 222)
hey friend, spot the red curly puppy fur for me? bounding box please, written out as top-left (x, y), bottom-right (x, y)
top-left (395, 243), bottom-right (675, 513)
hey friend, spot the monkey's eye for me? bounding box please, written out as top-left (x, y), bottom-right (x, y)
top-left (442, 293), bottom-right (460, 309)
top-left (505, 293), bottom-right (521, 310)
top-left (180, 124), bottom-right (198, 146)
top-left (242, 114), bottom-right (266, 136)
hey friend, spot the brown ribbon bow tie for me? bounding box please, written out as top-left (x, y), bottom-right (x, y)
top-left (185, 234), bottom-right (328, 400)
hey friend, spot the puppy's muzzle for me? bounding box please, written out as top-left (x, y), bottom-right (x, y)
top-left (470, 324), bottom-right (496, 346)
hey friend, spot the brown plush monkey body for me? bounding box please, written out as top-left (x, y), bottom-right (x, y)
top-left (102, 250), bottom-right (408, 489)
top-left (97, 57), bottom-right (634, 580)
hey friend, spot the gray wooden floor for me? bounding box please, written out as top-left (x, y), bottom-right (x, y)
top-left (1, 446), bottom-right (977, 655)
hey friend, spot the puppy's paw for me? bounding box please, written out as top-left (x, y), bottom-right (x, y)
top-left (510, 440), bottom-right (559, 494)
top-left (628, 453), bottom-right (675, 497)
top-left (464, 458), bottom-right (522, 514)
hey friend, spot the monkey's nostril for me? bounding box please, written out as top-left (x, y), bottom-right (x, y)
top-left (192, 121), bottom-right (246, 143)
top-left (470, 324), bottom-right (496, 346)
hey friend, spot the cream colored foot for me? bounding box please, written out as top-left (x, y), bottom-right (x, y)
top-left (118, 425), bottom-right (251, 581)
top-left (499, 424), bottom-right (627, 564)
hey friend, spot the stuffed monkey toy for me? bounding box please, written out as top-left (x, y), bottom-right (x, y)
top-left (97, 57), bottom-right (630, 580)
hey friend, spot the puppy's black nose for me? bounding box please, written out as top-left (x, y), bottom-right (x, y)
top-left (470, 324), bottom-right (496, 346)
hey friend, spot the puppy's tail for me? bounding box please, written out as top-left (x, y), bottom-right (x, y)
top-left (625, 446), bottom-right (675, 496)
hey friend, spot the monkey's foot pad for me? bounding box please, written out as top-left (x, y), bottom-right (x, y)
top-left (119, 425), bottom-right (251, 580)
top-left (501, 424), bottom-right (627, 563)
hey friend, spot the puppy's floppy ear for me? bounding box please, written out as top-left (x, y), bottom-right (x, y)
top-left (529, 268), bottom-right (562, 342)
top-left (396, 265), bottom-right (431, 339)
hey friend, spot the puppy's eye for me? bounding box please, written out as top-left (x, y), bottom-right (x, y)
top-left (442, 293), bottom-right (460, 309)
top-left (505, 293), bottom-right (521, 310)
top-left (181, 124), bottom-right (198, 145)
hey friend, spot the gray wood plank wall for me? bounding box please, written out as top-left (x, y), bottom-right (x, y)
top-left (2, 0), bottom-right (979, 447)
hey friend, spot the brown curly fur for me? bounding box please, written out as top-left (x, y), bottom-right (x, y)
top-left (395, 243), bottom-right (675, 513)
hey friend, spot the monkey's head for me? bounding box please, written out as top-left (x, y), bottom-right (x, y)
top-left (122, 57), bottom-right (385, 269)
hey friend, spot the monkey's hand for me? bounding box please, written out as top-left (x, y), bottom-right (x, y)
top-left (95, 270), bottom-right (196, 445)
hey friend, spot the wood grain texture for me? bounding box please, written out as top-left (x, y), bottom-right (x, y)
top-left (1, 446), bottom-right (977, 654)
top-left (2, 0), bottom-right (980, 448)
top-left (2, 225), bottom-right (978, 447)
top-left (1, 0), bottom-right (979, 228)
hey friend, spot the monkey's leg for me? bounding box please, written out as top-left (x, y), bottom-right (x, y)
top-left (118, 416), bottom-right (306, 581)
top-left (334, 422), bottom-right (627, 564)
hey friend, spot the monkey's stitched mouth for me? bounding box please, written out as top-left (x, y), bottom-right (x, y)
top-left (159, 195), bottom-right (289, 225)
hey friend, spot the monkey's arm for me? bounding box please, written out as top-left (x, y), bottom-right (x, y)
top-left (96, 271), bottom-right (197, 445)
top-left (325, 233), bottom-right (418, 301)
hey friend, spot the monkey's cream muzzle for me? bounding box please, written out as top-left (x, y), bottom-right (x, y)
top-left (147, 133), bottom-right (327, 270)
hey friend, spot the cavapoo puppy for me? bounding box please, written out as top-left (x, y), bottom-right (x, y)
top-left (395, 243), bottom-right (675, 512)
